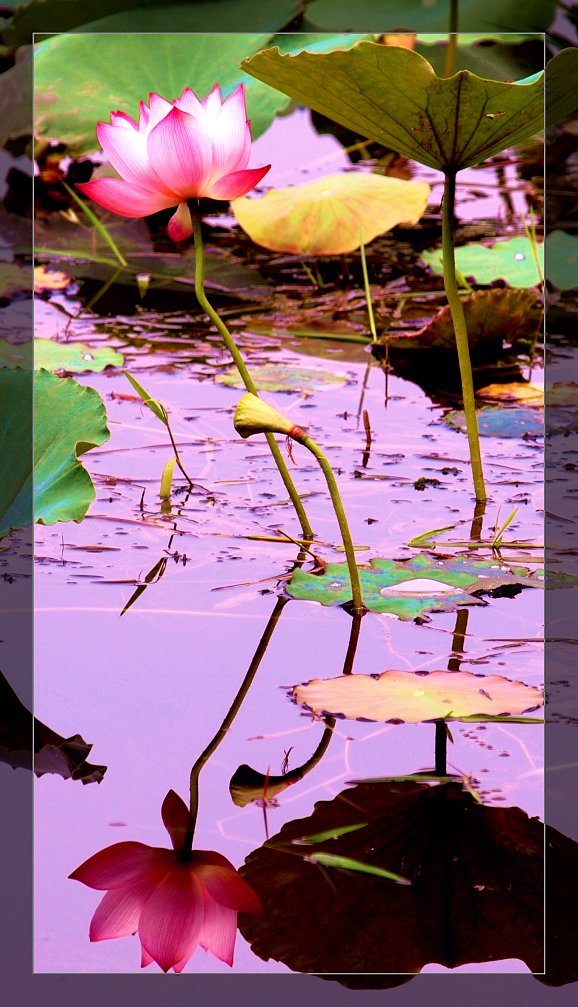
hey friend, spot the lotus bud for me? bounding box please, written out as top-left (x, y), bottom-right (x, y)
top-left (234, 393), bottom-right (305, 441)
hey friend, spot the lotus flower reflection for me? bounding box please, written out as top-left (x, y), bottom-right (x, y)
top-left (77, 84), bottom-right (270, 241)
top-left (69, 790), bottom-right (262, 972)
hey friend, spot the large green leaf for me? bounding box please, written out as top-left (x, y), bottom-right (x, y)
top-left (34, 33), bottom-right (287, 157)
top-left (291, 669), bottom-right (543, 723)
top-left (0, 368), bottom-right (110, 539)
top-left (241, 42), bottom-right (544, 171)
top-left (286, 553), bottom-right (542, 619)
top-left (301, 0), bottom-right (555, 33)
top-left (232, 172), bottom-right (430, 255)
top-left (545, 47), bottom-right (578, 129)
top-left (3, 0), bottom-right (299, 49)
top-left (422, 237), bottom-right (544, 288)
top-left (33, 31), bottom-right (367, 158)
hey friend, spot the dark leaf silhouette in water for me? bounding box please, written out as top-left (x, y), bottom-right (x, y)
top-left (239, 780), bottom-right (546, 973)
top-left (0, 671), bottom-right (106, 784)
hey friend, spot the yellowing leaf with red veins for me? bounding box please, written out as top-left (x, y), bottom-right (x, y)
top-left (292, 669), bottom-right (543, 723)
top-left (477, 382), bottom-right (543, 405)
top-left (232, 173), bottom-right (430, 256)
top-left (34, 265), bottom-right (71, 292)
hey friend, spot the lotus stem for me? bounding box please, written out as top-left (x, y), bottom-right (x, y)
top-left (295, 431), bottom-right (364, 615)
top-left (443, 0), bottom-right (459, 78)
top-left (442, 172), bottom-right (487, 502)
top-left (185, 596), bottom-right (290, 846)
top-left (190, 208), bottom-right (314, 540)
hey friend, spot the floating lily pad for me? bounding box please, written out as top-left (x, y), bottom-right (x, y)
top-left (0, 339), bottom-right (123, 373)
top-left (445, 406), bottom-right (544, 438)
top-left (403, 289), bottom-right (543, 352)
top-left (216, 362), bottom-right (348, 393)
top-left (242, 42), bottom-right (544, 173)
top-left (421, 238), bottom-right (544, 288)
top-left (0, 368), bottom-right (110, 540)
top-left (239, 779), bottom-right (553, 974)
top-left (291, 669), bottom-right (543, 724)
top-left (545, 230), bottom-right (578, 291)
top-left (35, 339), bottom-right (123, 373)
top-left (232, 173), bottom-right (430, 255)
top-left (286, 553), bottom-right (541, 619)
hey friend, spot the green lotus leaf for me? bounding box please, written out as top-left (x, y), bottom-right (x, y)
top-left (241, 42), bottom-right (544, 172)
top-left (286, 553), bottom-right (542, 619)
top-left (422, 237), bottom-right (543, 288)
top-left (34, 31), bottom-right (369, 159)
top-left (232, 173), bottom-right (430, 255)
top-left (545, 230), bottom-right (578, 291)
top-left (0, 338), bottom-right (123, 373)
top-left (291, 669), bottom-right (543, 723)
top-left (445, 406), bottom-right (544, 438)
top-left (0, 368), bottom-right (110, 539)
top-left (216, 363), bottom-right (348, 393)
top-left (545, 47), bottom-right (578, 129)
top-left (301, 0), bottom-right (555, 33)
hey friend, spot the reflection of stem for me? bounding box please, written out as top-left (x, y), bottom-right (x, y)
top-left (342, 610), bottom-right (364, 675)
top-left (443, 0), bottom-right (459, 78)
top-left (448, 608), bottom-right (469, 672)
top-left (442, 172), bottom-right (486, 502)
top-left (190, 208), bottom-right (314, 540)
top-left (296, 431), bottom-right (363, 614)
top-left (185, 596), bottom-right (290, 849)
top-left (435, 721), bottom-right (448, 775)
top-left (361, 409), bottom-right (372, 469)
top-left (469, 499), bottom-right (486, 542)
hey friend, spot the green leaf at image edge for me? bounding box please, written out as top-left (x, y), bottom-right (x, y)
top-left (0, 368), bottom-right (110, 539)
top-left (241, 42), bottom-right (544, 172)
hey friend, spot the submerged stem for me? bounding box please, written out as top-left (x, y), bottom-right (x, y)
top-left (442, 172), bottom-right (486, 502)
top-left (190, 208), bottom-right (314, 539)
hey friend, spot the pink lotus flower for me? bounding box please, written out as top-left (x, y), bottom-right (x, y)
top-left (69, 790), bottom-right (262, 972)
top-left (77, 84), bottom-right (270, 242)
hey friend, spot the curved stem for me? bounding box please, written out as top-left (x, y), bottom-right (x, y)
top-left (298, 432), bottom-right (364, 614)
top-left (442, 172), bottom-right (486, 503)
top-left (185, 596), bottom-right (290, 848)
top-left (190, 209), bottom-right (314, 540)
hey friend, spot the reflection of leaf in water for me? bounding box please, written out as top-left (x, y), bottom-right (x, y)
top-left (230, 763), bottom-right (302, 807)
top-left (291, 669), bottom-right (543, 724)
top-left (232, 173), bottom-right (430, 255)
top-left (0, 671), bottom-right (106, 784)
top-left (239, 780), bottom-right (547, 973)
top-left (216, 362), bottom-right (348, 393)
top-left (286, 552), bottom-right (542, 619)
top-left (445, 406), bottom-right (544, 438)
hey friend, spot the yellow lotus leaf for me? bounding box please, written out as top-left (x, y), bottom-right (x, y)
top-left (34, 265), bottom-right (72, 292)
top-left (231, 172), bottom-right (430, 256)
top-left (477, 382), bottom-right (544, 405)
top-left (292, 669), bottom-right (543, 723)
